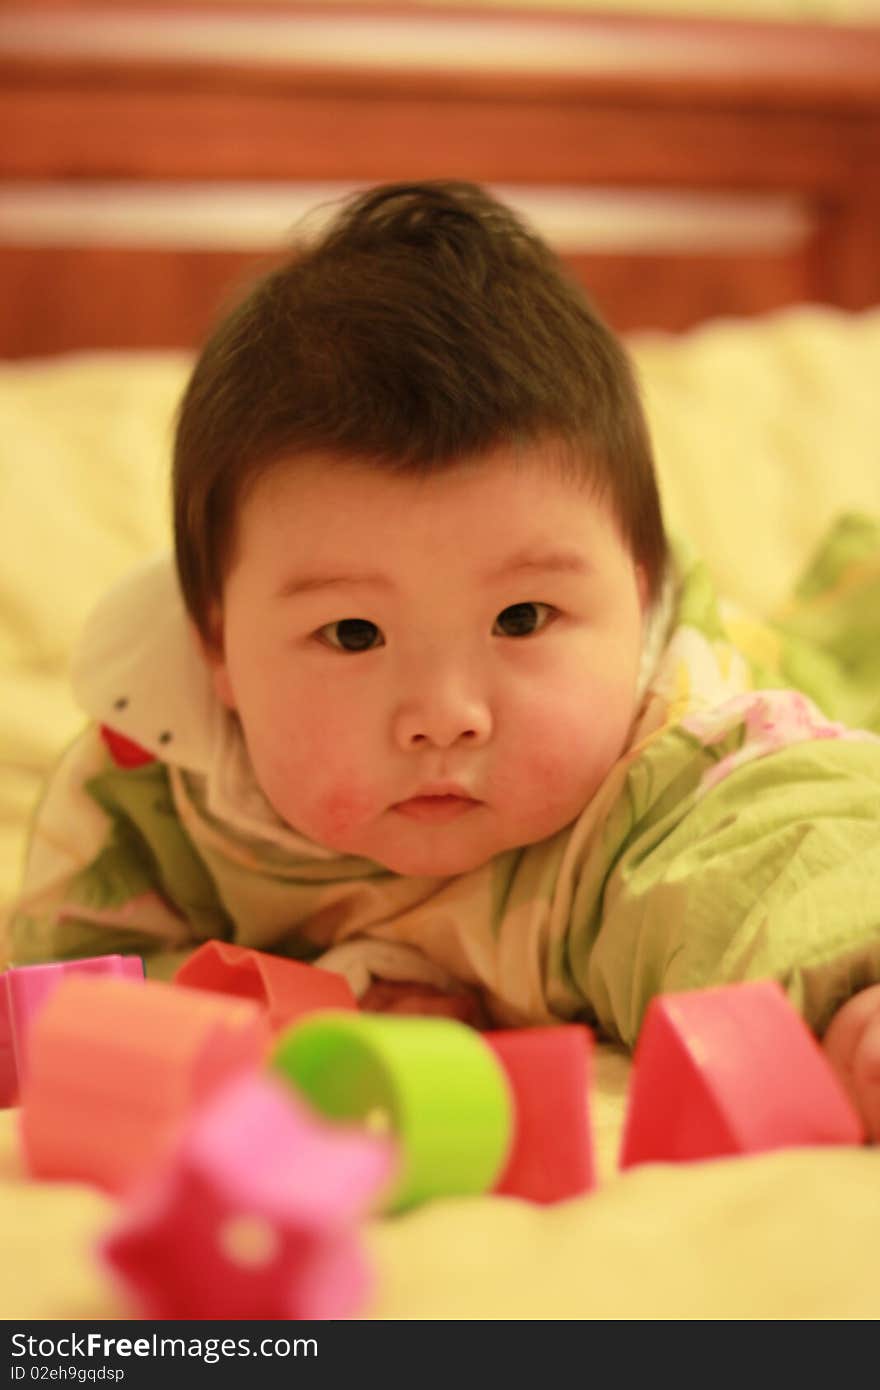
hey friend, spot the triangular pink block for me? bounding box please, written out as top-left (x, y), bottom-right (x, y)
top-left (620, 980), bottom-right (865, 1169)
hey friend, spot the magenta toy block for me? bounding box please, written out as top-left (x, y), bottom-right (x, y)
top-left (174, 940), bottom-right (357, 1032)
top-left (101, 1071), bottom-right (395, 1319)
top-left (20, 976), bottom-right (269, 1193)
top-left (486, 1025), bottom-right (596, 1204)
top-left (0, 982), bottom-right (16, 1108)
top-left (620, 980), bottom-right (865, 1169)
top-left (2, 954), bottom-right (144, 1104)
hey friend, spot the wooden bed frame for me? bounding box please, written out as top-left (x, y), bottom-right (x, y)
top-left (1, 0), bottom-right (879, 355)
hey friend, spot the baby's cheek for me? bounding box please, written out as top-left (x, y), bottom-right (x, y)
top-left (523, 701), bottom-right (627, 797)
top-left (523, 742), bottom-right (577, 796)
top-left (247, 732), bottom-right (329, 823)
top-left (314, 780), bottom-right (377, 838)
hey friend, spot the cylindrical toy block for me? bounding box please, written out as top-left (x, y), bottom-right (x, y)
top-left (271, 1011), bottom-right (513, 1212)
top-left (20, 976), bottom-right (269, 1193)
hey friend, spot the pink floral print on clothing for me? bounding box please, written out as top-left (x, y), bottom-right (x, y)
top-left (682, 689), bottom-right (877, 792)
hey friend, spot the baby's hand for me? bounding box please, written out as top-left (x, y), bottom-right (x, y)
top-left (360, 979), bottom-right (488, 1028)
top-left (822, 984), bottom-right (880, 1142)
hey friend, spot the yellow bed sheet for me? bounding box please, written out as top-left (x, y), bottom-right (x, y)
top-left (2, 1046), bottom-right (878, 1320)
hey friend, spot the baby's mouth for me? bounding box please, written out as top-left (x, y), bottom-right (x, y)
top-left (392, 794), bottom-right (480, 824)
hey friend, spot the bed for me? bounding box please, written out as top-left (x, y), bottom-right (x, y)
top-left (1, 1), bottom-right (880, 1322)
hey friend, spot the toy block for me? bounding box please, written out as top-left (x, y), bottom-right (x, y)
top-left (271, 1010), bottom-right (513, 1212)
top-left (20, 975), bottom-right (269, 1193)
top-left (619, 980), bottom-right (865, 1169)
top-left (0, 982), bottom-right (16, 1109)
top-left (101, 1071), bottom-right (395, 1319)
top-left (174, 940), bottom-right (357, 1032)
top-left (486, 1025), bottom-right (596, 1204)
top-left (2, 954), bottom-right (144, 1105)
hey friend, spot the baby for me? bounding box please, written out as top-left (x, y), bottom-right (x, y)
top-left (7, 181), bottom-right (880, 1136)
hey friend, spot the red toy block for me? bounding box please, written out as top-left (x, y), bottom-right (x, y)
top-left (101, 1071), bottom-right (395, 1319)
top-left (2, 954), bottom-right (145, 1105)
top-left (620, 980), bottom-right (865, 1169)
top-left (174, 941), bottom-right (357, 1032)
top-left (20, 976), bottom-right (269, 1193)
top-left (486, 1025), bottom-right (596, 1204)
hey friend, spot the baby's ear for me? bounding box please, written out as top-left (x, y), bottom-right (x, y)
top-left (195, 609), bottom-right (237, 710)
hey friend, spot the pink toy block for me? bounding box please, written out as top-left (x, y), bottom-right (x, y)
top-left (486, 1025), bottom-right (596, 1204)
top-left (0, 983), bottom-right (16, 1109)
top-left (101, 1071), bottom-right (395, 1319)
top-left (174, 940), bottom-right (357, 1032)
top-left (20, 976), bottom-right (269, 1193)
top-left (620, 980), bottom-right (865, 1169)
top-left (2, 955), bottom-right (144, 1105)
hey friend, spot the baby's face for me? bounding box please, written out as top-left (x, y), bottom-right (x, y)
top-left (210, 444), bottom-right (648, 877)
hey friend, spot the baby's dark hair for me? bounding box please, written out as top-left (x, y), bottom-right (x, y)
top-left (173, 180), bottom-right (667, 641)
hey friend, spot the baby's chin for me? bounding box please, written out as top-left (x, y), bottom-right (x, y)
top-left (360, 822), bottom-right (555, 879)
top-left (371, 843), bottom-right (498, 878)
top-left (319, 806), bottom-right (581, 878)
top-left (348, 822), bottom-right (508, 878)
top-left (301, 804), bottom-right (580, 878)
top-left (283, 814), bottom-right (497, 877)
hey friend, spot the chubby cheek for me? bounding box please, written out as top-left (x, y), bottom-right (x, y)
top-left (252, 741), bottom-right (376, 843)
top-left (244, 697), bottom-right (378, 844)
top-left (312, 782), bottom-right (379, 841)
top-left (504, 682), bottom-right (635, 821)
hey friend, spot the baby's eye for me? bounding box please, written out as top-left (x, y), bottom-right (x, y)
top-left (317, 618), bottom-right (384, 653)
top-left (493, 602), bottom-right (556, 638)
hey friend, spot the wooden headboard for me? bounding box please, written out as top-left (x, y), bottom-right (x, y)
top-left (1, 1), bottom-right (879, 356)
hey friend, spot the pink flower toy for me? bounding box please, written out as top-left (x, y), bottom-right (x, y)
top-left (101, 1070), bottom-right (395, 1319)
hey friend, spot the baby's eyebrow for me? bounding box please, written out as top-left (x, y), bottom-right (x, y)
top-left (485, 547), bottom-right (592, 583)
top-left (275, 571), bottom-right (390, 599)
top-left (275, 548), bottom-right (591, 599)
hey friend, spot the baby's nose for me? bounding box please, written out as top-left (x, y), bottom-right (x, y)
top-left (392, 693), bottom-right (492, 751)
